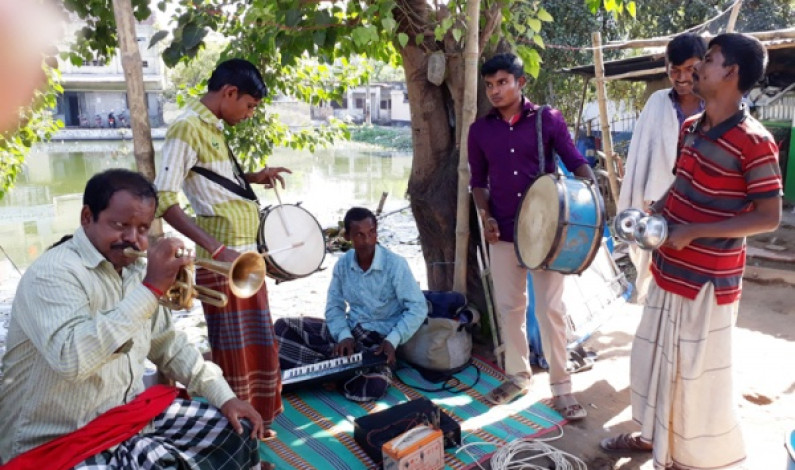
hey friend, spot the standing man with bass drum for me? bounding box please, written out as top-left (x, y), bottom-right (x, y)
top-left (468, 53), bottom-right (597, 419)
top-left (154, 58), bottom-right (291, 439)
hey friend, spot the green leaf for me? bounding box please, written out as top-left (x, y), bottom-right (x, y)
top-left (626, 1), bottom-right (637, 17)
top-left (452, 27), bottom-right (462, 43)
top-left (398, 32), bottom-right (409, 48)
top-left (532, 34), bottom-right (545, 48)
top-left (537, 8), bottom-right (554, 22)
top-left (434, 25), bottom-right (444, 41)
top-left (181, 23), bottom-right (206, 50)
top-left (148, 30), bottom-right (169, 49)
top-left (527, 18), bottom-right (542, 32)
top-left (313, 29), bottom-right (326, 47)
top-left (414, 33), bottom-right (424, 46)
top-left (381, 17), bottom-right (396, 32)
top-left (285, 9), bottom-right (302, 27)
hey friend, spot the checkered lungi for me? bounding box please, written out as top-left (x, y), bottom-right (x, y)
top-left (197, 268), bottom-right (282, 425)
top-left (274, 317), bottom-right (393, 402)
top-left (72, 398), bottom-right (260, 470)
top-left (631, 280), bottom-right (745, 470)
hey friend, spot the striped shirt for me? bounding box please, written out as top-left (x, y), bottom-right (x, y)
top-left (652, 107), bottom-right (782, 304)
top-left (155, 98), bottom-right (259, 255)
top-left (0, 227), bottom-right (235, 461)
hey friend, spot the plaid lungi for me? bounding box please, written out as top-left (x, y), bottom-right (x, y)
top-left (197, 268), bottom-right (282, 425)
top-left (274, 317), bottom-right (393, 402)
top-left (631, 280), bottom-right (745, 469)
top-left (72, 398), bottom-right (260, 469)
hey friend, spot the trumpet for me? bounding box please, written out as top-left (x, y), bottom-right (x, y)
top-left (123, 247), bottom-right (267, 310)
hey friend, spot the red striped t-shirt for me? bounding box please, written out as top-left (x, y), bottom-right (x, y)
top-left (651, 107), bottom-right (782, 304)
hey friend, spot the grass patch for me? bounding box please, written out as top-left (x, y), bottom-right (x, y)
top-left (348, 125), bottom-right (413, 152)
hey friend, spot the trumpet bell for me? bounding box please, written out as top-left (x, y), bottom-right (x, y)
top-left (217, 251), bottom-right (267, 299)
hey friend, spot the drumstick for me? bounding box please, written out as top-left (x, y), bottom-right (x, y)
top-left (271, 183), bottom-right (293, 237)
top-left (265, 241), bottom-right (305, 256)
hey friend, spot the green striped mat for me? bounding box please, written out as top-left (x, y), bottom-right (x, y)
top-left (260, 357), bottom-right (565, 469)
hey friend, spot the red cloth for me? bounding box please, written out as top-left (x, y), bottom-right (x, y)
top-left (1, 385), bottom-right (181, 470)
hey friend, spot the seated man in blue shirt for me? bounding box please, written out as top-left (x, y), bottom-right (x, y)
top-left (274, 207), bottom-right (428, 401)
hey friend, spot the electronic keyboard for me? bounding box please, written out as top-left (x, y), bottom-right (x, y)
top-left (281, 350), bottom-right (387, 392)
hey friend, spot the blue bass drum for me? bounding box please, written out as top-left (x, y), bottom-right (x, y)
top-left (514, 173), bottom-right (605, 274)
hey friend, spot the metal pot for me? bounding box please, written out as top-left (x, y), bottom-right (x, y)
top-left (635, 215), bottom-right (668, 250)
top-left (614, 208), bottom-right (645, 243)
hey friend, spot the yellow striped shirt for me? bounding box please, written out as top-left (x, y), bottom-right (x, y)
top-left (155, 98), bottom-right (259, 256)
top-left (0, 227), bottom-right (235, 461)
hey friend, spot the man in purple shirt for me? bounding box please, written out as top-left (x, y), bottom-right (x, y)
top-left (469, 53), bottom-right (595, 420)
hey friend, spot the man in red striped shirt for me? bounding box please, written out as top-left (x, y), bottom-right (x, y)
top-left (601, 33), bottom-right (782, 470)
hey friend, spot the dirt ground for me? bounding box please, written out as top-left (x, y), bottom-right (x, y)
top-left (497, 209), bottom-right (795, 470)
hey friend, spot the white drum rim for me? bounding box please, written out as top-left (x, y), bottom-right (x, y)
top-left (514, 174), bottom-right (564, 270)
top-left (257, 204), bottom-right (326, 280)
top-left (514, 174), bottom-right (605, 274)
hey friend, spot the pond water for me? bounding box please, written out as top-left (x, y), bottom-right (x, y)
top-left (0, 140), bottom-right (413, 271)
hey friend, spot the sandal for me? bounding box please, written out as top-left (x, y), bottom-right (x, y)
top-left (261, 429), bottom-right (277, 440)
top-left (260, 462), bottom-right (276, 470)
top-left (553, 394), bottom-right (587, 421)
top-left (485, 376), bottom-right (530, 405)
top-left (599, 433), bottom-right (653, 454)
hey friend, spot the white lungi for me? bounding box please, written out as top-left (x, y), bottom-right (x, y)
top-left (629, 244), bottom-right (653, 304)
top-left (631, 280), bottom-right (745, 469)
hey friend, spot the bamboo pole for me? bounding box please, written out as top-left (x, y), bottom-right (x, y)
top-left (591, 32), bottom-right (620, 209)
top-left (726, 0), bottom-right (743, 33)
top-left (453, 0), bottom-right (481, 294)
top-left (603, 28), bottom-right (795, 50)
top-left (111, 0), bottom-right (161, 235)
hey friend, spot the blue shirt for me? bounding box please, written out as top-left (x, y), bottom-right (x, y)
top-left (325, 244), bottom-right (428, 348)
top-left (668, 89), bottom-right (705, 127)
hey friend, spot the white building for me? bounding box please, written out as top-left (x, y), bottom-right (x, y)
top-left (54, 15), bottom-right (166, 129)
top-left (312, 82), bottom-right (411, 125)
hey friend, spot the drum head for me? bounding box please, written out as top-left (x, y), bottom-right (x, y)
top-left (259, 205), bottom-right (326, 278)
top-left (515, 175), bottom-right (561, 269)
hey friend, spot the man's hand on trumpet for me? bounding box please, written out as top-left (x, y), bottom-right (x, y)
top-left (142, 238), bottom-right (192, 295)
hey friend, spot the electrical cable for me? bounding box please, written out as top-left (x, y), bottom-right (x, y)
top-left (455, 409), bottom-right (588, 470)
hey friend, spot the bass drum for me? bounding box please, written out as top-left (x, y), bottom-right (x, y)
top-left (257, 204), bottom-right (326, 282)
top-left (514, 173), bottom-right (604, 275)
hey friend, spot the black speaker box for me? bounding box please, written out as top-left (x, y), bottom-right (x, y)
top-left (352, 398), bottom-right (461, 466)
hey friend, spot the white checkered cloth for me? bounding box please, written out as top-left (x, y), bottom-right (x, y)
top-left (72, 398), bottom-right (260, 470)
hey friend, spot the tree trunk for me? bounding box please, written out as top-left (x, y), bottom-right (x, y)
top-left (111, 0), bottom-right (161, 235)
top-left (394, 0), bottom-right (497, 316)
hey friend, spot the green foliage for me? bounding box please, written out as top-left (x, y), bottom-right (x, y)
top-left (500, 1), bottom-right (555, 79)
top-left (587, 0), bottom-right (637, 17)
top-left (62, 0), bottom-right (152, 65)
top-left (523, 0), bottom-right (793, 130)
top-left (349, 125), bottom-right (413, 152)
top-left (0, 67), bottom-right (63, 199)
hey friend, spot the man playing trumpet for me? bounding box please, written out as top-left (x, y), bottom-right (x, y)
top-left (0, 169), bottom-right (266, 469)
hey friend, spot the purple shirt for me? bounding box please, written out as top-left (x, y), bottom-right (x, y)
top-left (468, 98), bottom-right (588, 242)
